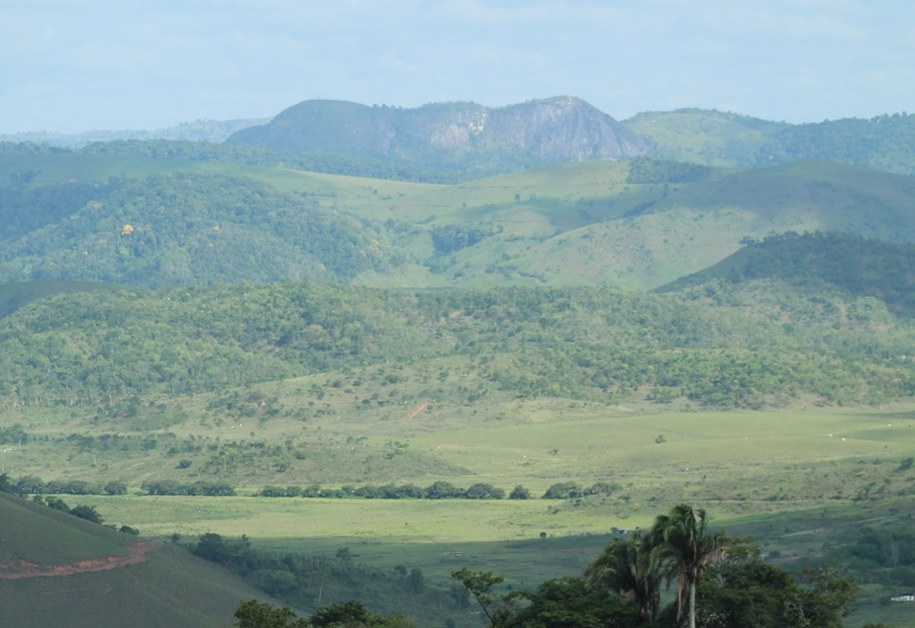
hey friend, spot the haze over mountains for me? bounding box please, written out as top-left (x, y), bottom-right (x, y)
top-left (3, 95), bottom-right (915, 627)
top-left (3, 94), bottom-right (915, 291)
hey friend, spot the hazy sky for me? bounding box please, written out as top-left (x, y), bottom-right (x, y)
top-left (2, 0), bottom-right (913, 133)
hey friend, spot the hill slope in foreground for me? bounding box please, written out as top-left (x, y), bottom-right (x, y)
top-left (0, 492), bottom-right (265, 627)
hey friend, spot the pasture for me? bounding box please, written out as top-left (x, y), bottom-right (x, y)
top-left (62, 405), bottom-right (915, 564)
top-left (8, 400), bottom-right (915, 626)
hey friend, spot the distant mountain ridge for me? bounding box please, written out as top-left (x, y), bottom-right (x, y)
top-left (0, 117), bottom-right (270, 147)
top-left (226, 96), bottom-right (648, 171)
top-left (624, 108), bottom-right (915, 175)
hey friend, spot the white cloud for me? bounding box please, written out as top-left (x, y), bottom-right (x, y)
top-left (1, 0), bottom-right (914, 131)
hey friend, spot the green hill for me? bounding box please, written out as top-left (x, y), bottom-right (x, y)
top-left (657, 232), bottom-right (915, 318)
top-left (623, 108), bottom-right (786, 167)
top-left (0, 491), bottom-right (270, 627)
top-left (0, 280), bottom-right (119, 318)
top-left (625, 109), bottom-right (915, 175)
top-left (4, 140), bottom-right (915, 290)
top-left (0, 279), bottom-right (911, 415)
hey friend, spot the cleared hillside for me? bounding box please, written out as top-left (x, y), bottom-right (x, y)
top-left (0, 492), bottom-right (269, 627)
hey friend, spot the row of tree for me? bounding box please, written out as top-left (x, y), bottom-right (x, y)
top-left (9, 474), bottom-right (233, 497)
top-left (9, 475), bottom-right (128, 496)
top-left (256, 481), bottom-right (618, 500)
top-left (140, 479), bottom-right (236, 496)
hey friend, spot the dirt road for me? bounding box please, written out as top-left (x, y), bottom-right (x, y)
top-left (0, 540), bottom-right (162, 580)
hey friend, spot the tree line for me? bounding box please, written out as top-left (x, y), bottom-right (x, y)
top-left (256, 481), bottom-right (617, 500)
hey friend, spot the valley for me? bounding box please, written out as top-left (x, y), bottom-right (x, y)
top-left (1, 97), bottom-right (915, 626)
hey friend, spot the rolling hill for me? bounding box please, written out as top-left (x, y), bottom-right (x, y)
top-left (0, 491), bottom-right (270, 627)
top-left (657, 232), bottom-right (915, 317)
top-left (3, 139), bottom-right (915, 291)
top-left (624, 108), bottom-right (915, 175)
top-left (3, 97), bottom-right (915, 628)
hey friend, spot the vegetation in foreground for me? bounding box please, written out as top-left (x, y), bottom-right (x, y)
top-left (219, 503), bottom-right (861, 627)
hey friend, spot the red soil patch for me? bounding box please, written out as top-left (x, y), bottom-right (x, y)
top-left (0, 540), bottom-right (163, 580)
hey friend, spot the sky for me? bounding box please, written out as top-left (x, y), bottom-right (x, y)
top-left (1, 0), bottom-right (913, 133)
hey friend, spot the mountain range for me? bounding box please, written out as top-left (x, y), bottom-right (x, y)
top-left (2, 96), bottom-right (915, 627)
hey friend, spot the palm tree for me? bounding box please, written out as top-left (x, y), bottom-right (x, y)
top-left (584, 531), bottom-right (661, 624)
top-left (651, 504), bottom-right (730, 628)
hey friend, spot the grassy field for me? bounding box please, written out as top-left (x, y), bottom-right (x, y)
top-left (33, 403), bottom-right (912, 613)
top-left (5, 386), bottom-right (915, 624)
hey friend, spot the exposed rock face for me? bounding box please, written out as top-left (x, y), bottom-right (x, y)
top-left (227, 96), bottom-right (647, 167)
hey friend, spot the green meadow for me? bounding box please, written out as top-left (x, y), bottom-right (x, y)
top-left (58, 405), bottom-right (915, 555)
top-left (33, 403), bottom-right (907, 626)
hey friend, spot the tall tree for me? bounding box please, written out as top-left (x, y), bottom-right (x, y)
top-left (651, 504), bottom-right (730, 628)
top-left (584, 532), bottom-right (660, 624)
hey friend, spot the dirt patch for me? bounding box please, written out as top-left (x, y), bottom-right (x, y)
top-left (0, 540), bottom-right (163, 580)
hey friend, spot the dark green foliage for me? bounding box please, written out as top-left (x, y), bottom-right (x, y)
top-left (696, 560), bottom-right (856, 628)
top-left (69, 504), bottom-right (104, 524)
top-left (584, 532), bottom-right (660, 624)
top-left (308, 600), bottom-right (412, 627)
top-left (625, 157), bottom-right (712, 184)
top-left (661, 232), bottom-right (915, 318)
top-left (191, 532), bottom-right (252, 566)
top-left (505, 577), bottom-right (637, 628)
top-left (104, 481), bottom-right (128, 495)
top-left (257, 482), bottom-right (509, 500)
top-left (0, 282), bottom-right (912, 409)
top-left (234, 599), bottom-right (308, 628)
top-left (449, 505), bottom-right (860, 628)
top-left (698, 558), bottom-right (796, 627)
top-left (463, 483), bottom-right (506, 500)
top-left (757, 113), bottom-right (915, 175)
top-left (0, 173), bottom-right (390, 286)
top-left (431, 225), bottom-right (488, 255)
top-left (424, 481), bottom-right (462, 500)
top-left (14, 475), bottom-right (47, 494)
top-left (650, 504), bottom-right (730, 628)
top-left (450, 568), bottom-right (511, 626)
top-left (141, 480), bottom-right (236, 496)
top-left (542, 482), bottom-right (583, 499)
top-left (804, 525), bottom-right (915, 594)
top-left (194, 534), bottom-right (447, 624)
top-left (0, 423), bottom-right (30, 444)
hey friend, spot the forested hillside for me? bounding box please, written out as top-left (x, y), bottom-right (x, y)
top-left (660, 232), bottom-right (915, 317)
top-left (4, 98), bottom-right (915, 628)
top-left (4, 141), bottom-right (915, 291)
top-left (0, 172), bottom-right (393, 285)
top-left (1, 281), bottom-right (911, 410)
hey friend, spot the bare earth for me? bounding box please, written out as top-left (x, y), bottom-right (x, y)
top-left (0, 540), bottom-right (162, 580)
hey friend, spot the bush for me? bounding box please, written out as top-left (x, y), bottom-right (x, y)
top-left (69, 504), bottom-right (104, 524)
top-left (542, 481), bottom-right (583, 499)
